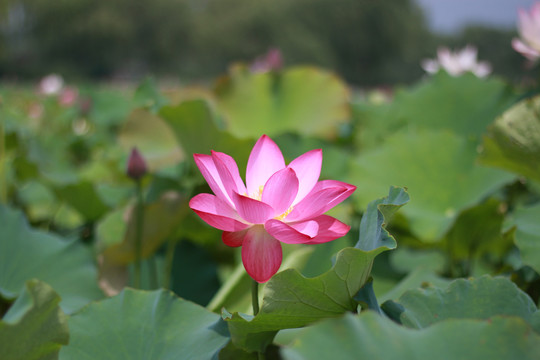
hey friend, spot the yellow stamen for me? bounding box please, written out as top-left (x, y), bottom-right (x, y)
top-left (275, 206), bottom-right (293, 221)
top-left (250, 184), bottom-right (293, 220)
top-left (256, 185), bottom-right (264, 200)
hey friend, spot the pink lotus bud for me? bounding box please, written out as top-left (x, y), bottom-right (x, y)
top-left (126, 147), bottom-right (148, 180)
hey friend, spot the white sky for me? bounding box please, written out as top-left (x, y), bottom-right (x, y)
top-left (416, 0), bottom-right (537, 33)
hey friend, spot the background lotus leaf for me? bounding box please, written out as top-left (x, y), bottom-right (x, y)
top-left (215, 65), bottom-right (350, 139)
top-left (0, 205), bottom-right (103, 313)
top-left (0, 280), bottom-right (69, 360)
top-left (59, 288), bottom-right (230, 360)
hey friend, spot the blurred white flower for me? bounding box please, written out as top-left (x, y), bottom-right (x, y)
top-left (512, 2), bottom-right (540, 61)
top-left (38, 74), bottom-right (64, 95)
top-left (421, 45), bottom-right (492, 78)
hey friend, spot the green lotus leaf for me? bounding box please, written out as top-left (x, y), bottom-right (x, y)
top-left (0, 205), bottom-right (103, 313)
top-left (159, 99), bottom-right (254, 173)
top-left (59, 288), bottom-right (230, 360)
top-left (0, 280), bottom-right (69, 360)
top-left (281, 312), bottom-right (540, 360)
top-left (349, 129), bottom-right (514, 240)
top-left (397, 276), bottom-right (539, 332)
top-left (504, 202), bottom-right (540, 274)
top-left (354, 72), bottom-right (517, 150)
top-left (480, 95), bottom-right (540, 182)
top-left (215, 65), bottom-right (350, 139)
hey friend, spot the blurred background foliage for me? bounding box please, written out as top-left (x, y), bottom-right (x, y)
top-left (0, 0), bottom-right (528, 85)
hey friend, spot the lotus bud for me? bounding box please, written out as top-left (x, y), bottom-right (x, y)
top-left (126, 147), bottom-right (148, 180)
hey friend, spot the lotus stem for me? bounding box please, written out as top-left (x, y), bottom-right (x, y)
top-left (252, 279), bottom-right (260, 316)
top-left (164, 238), bottom-right (176, 289)
top-left (134, 179), bottom-right (144, 289)
top-left (0, 122), bottom-right (5, 203)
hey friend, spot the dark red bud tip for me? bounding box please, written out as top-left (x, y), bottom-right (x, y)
top-left (127, 147), bottom-right (148, 180)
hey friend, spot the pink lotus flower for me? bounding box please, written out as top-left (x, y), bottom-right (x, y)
top-left (250, 48), bottom-right (283, 73)
top-left (421, 45), bottom-right (491, 78)
top-left (189, 135), bottom-right (356, 283)
top-left (512, 2), bottom-right (540, 61)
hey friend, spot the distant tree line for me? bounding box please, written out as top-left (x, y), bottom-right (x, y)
top-left (0, 0), bottom-right (528, 85)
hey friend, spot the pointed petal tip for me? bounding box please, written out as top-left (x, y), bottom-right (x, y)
top-left (193, 153), bottom-right (208, 162)
top-left (189, 193), bottom-right (249, 232)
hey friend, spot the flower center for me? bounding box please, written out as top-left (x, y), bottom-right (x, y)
top-left (275, 206), bottom-right (293, 221)
top-left (244, 185), bottom-right (264, 200)
top-left (247, 185), bottom-right (293, 220)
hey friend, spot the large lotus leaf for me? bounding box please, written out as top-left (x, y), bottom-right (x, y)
top-left (97, 191), bottom-right (188, 265)
top-left (349, 129), bottom-right (514, 240)
top-left (480, 95), bottom-right (540, 182)
top-left (390, 72), bottom-right (517, 139)
top-left (159, 99), bottom-right (254, 173)
top-left (505, 203), bottom-right (540, 274)
top-left (118, 108), bottom-right (183, 171)
top-left (354, 72), bottom-right (517, 150)
top-left (281, 312), bottom-right (540, 360)
top-left (442, 199), bottom-right (513, 275)
top-left (223, 187), bottom-right (407, 353)
top-left (215, 65), bottom-right (350, 139)
top-left (397, 276), bottom-right (539, 332)
top-left (0, 205), bottom-right (103, 313)
top-left (0, 280), bottom-right (69, 360)
top-left (133, 77), bottom-right (170, 113)
top-left (88, 89), bottom-right (135, 126)
top-left (389, 247), bottom-right (446, 274)
top-left (16, 180), bottom-right (58, 221)
top-left (59, 288), bottom-right (230, 360)
top-left (54, 180), bottom-right (110, 222)
top-left (377, 268), bottom-right (451, 304)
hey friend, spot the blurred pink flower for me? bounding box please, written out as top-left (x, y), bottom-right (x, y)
top-left (512, 2), bottom-right (540, 61)
top-left (38, 74), bottom-right (64, 95)
top-left (189, 135), bottom-right (356, 283)
top-left (421, 45), bottom-right (491, 78)
top-left (58, 86), bottom-right (79, 107)
top-left (250, 48), bottom-right (283, 73)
